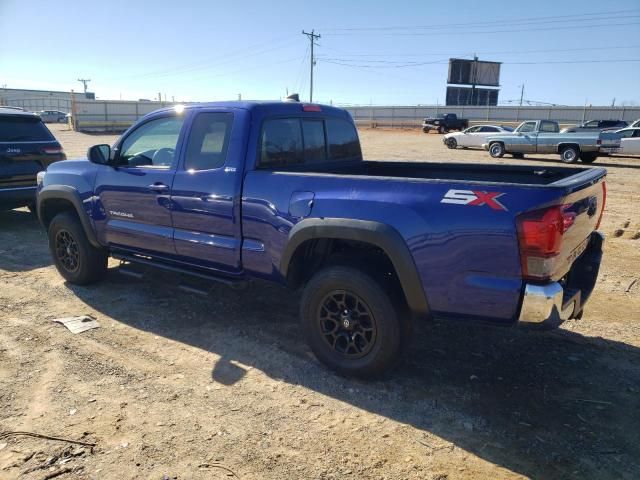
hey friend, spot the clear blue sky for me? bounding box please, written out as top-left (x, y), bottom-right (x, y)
top-left (1, 0), bottom-right (639, 106)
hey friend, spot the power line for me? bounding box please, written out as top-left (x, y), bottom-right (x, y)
top-left (320, 57), bottom-right (640, 70)
top-left (321, 9), bottom-right (640, 31)
top-left (324, 21), bottom-right (640, 37)
top-left (302, 29), bottom-right (321, 102)
top-left (316, 44), bottom-right (640, 58)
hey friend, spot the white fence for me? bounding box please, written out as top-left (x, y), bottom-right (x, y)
top-left (70, 100), bottom-right (640, 132)
top-left (345, 105), bottom-right (640, 129)
top-left (72, 100), bottom-right (182, 132)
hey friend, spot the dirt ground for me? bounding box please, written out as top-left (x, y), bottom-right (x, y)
top-left (1, 124), bottom-right (638, 480)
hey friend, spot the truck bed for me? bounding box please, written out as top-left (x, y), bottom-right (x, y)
top-left (279, 160), bottom-right (604, 189)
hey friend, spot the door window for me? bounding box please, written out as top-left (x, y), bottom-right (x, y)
top-left (184, 113), bottom-right (233, 170)
top-left (518, 122), bottom-right (536, 133)
top-left (118, 116), bottom-right (184, 168)
top-left (465, 126), bottom-right (481, 133)
top-left (479, 126), bottom-right (498, 132)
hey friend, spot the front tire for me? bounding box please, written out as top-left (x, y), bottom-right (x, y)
top-left (560, 146), bottom-right (580, 164)
top-left (300, 266), bottom-right (404, 378)
top-left (446, 137), bottom-right (457, 149)
top-left (422, 126), bottom-right (430, 134)
top-left (437, 126), bottom-right (445, 134)
top-left (489, 142), bottom-right (505, 158)
top-left (48, 212), bottom-right (108, 285)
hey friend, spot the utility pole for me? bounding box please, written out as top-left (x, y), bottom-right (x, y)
top-left (302, 29), bottom-right (321, 102)
top-left (519, 84), bottom-right (525, 107)
top-left (469, 55), bottom-right (478, 106)
top-left (77, 78), bottom-right (91, 94)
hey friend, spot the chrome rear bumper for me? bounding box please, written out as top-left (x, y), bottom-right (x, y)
top-left (518, 232), bottom-right (604, 327)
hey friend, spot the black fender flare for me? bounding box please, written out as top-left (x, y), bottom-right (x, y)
top-left (280, 218), bottom-right (430, 317)
top-left (37, 185), bottom-right (101, 248)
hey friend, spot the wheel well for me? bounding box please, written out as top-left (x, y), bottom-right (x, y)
top-left (558, 143), bottom-right (580, 153)
top-left (40, 198), bottom-right (78, 229)
top-left (286, 238), bottom-right (405, 301)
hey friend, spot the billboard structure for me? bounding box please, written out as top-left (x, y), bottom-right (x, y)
top-left (446, 87), bottom-right (499, 107)
top-left (446, 57), bottom-right (501, 106)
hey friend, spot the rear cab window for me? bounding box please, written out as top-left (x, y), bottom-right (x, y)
top-left (0, 116), bottom-right (55, 142)
top-left (258, 115), bottom-right (361, 168)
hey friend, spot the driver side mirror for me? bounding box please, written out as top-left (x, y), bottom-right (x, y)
top-left (87, 144), bottom-right (111, 165)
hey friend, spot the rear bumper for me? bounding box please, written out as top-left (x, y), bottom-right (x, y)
top-left (518, 231), bottom-right (604, 327)
top-left (0, 185), bottom-right (37, 209)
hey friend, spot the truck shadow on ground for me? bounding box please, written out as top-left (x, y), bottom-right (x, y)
top-left (0, 209), bottom-right (52, 271)
top-left (65, 267), bottom-right (640, 480)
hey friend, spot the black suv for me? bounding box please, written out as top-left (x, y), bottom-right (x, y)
top-left (0, 108), bottom-right (66, 210)
top-left (562, 119), bottom-right (628, 133)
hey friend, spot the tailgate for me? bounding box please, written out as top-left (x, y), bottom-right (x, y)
top-left (554, 177), bottom-right (606, 279)
top-left (517, 168), bottom-right (606, 282)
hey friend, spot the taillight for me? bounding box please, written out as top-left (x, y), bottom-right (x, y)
top-left (516, 205), bottom-right (575, 281)
top-left (595, 181), bottom-right (606, 229)
top-left (42, 146), bottom-right (64, 155)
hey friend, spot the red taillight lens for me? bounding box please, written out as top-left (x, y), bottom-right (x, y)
top-left (516, 205), bottom-right (575, 281)
top-left (302, 104), bottom-right (322, 112)
top-left (595, 181), bottom-right (606, 229)
top-left (42, 146), bottom-right (64, 155)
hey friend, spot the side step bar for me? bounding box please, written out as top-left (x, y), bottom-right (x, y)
top-left (112, 251), bottom-right (248, 290)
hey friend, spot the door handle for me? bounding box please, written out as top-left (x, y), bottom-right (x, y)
top-left (148, 183), bottom-right (169, 192)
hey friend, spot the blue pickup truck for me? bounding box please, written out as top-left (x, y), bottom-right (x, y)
top-left (37, 101), bottom-right (607, 377)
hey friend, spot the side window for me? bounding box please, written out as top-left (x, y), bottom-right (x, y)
top-left (302, 119), bottom-right (326, 163)
top-left (465, 126), bottom-right (480, 133)
top-left (119, 116), bottom-right (184, 167)
top-left (326, 117), bottom-right (362, 161)
top-left (479, 126), bottom-right (498, 133)
top-left (259, 118), bottom-right (303, 167)
top-left (518, 122), bottom-right (536, 133)
top-left (585, 120), bottom-right (599, 128)
top-left (540, 121), bottom-right (558, 133)
top-left (618, 129), bottom-right (634, 138)
top-left (184, 112), bottom-right (233, 171)
top-left (634, 130), bottom-right (640, 138)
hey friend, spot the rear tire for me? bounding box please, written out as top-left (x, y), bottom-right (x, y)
top-left (446, 138), bottom-right (457, 149)
top-left (560, 146), bottom-right (580, 164)
top-left (300, 266), bottom-right (404, 378)
top-left (580, 152), bottom-right (598, 164)
top-left (489, 142), bottom-right (505, 158)
top-left (48, 212), bottom-right (108, 285)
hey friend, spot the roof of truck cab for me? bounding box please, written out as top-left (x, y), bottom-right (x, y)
top-left (153, 101), bottom-right (352, 117)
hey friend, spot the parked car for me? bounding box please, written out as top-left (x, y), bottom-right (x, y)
top-left (483, 120), bottom-right (621, 163)
top-left (443, 125), bottom-right (513, 149)
top-left (37, 110), bottom-right (69, 123)
top-left (422, 113), bottom-right (469, 134)
top-left (614, 127), bottom-right (640, 155)
top-left (0, 108), bottom-right (66, 211)
top-left (561, 119), bottom-right (628, 133)
top-left (37, 101), bottom-right (606, 377)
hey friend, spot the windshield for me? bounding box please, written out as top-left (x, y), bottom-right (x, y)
top-left (0, 116), bottom-right (55, 142)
